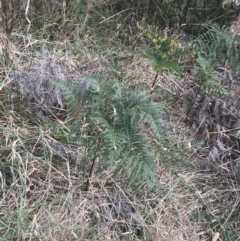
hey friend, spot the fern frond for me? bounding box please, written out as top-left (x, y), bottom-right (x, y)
top-left (194, 55), bottom-right (216, 82)
top-left (55, 77), bottom-right (166, 188)
top-left (193, 55), bottom-right (228, 96)
top-left (145, 52), bottom-right (181, 74)
top-left (194, 24), bottom-right (240, 69)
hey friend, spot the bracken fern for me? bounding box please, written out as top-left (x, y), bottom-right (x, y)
top-left (55, 76), bottom-right (165, 190)
top-left (194, 24), bottom-right (240, 70)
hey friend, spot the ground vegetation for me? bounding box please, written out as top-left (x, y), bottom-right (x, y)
top-left (1, 1), bottom-right (240, 240)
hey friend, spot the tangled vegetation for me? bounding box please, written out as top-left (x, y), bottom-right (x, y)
top-left (1, 1), bottom-right (240, 241)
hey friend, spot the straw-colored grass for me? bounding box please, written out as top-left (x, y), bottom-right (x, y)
top-left (0, 1), bottom-right (240, 241)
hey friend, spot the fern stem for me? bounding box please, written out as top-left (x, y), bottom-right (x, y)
top-left (85, 156), bottom-right (97, 191)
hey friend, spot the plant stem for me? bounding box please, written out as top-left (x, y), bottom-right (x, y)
top-left (85, 156), bottom-right (97, 191)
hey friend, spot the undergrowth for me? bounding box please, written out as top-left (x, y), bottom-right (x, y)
top-left (1, 1), bottom-right (240, 241)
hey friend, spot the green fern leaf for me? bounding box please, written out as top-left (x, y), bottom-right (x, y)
top-left (54, 76), bottom-right (167, 188)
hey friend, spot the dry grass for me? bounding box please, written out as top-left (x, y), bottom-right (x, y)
top-left (1, 2), bottom-right (240, 241)
top-left (0, 108), bottom-right (204, 240)
top-left (1, 40), bottom-right (238, 241)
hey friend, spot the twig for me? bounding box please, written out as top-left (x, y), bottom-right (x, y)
top-left (162, 72), bottom-right (183, 92)
top-left (150, 70), bottom-right (159, 94)
top-left (99, 8), bottom-right (132, 24)
top-left (156, 82), bottom-right (176, 95)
